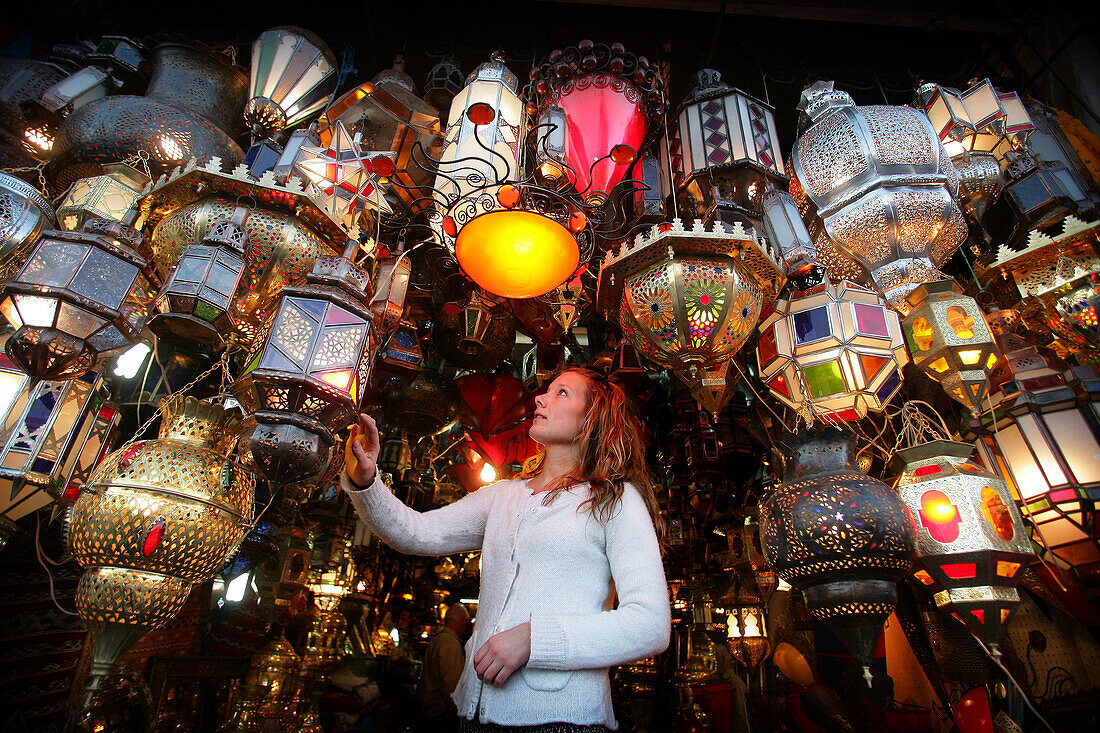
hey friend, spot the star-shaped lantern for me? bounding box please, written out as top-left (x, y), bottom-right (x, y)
top-left (297, 121), bottom-right (395, 226)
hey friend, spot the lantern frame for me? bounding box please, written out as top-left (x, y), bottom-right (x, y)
top-left (56, 162), bottom-right (151, 231)
top-left (902, 280), bottom-right (1001, 414)
top-left (917, 78), bottom-right (1033, 159)
top-left (757, 279), bottom-right (909, 421)
top-left (0, 219), bottom-right (153, 380)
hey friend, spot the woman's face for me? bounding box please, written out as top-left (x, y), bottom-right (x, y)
top-left (530, 371), bottom-right (591, 447)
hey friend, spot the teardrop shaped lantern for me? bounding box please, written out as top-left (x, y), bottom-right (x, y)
top-left (759, 428), bottom-right (916, 684)
top-left (68, 396), bottom-right (254, 698)
top-left (598, 218), bottom-right (785, 415)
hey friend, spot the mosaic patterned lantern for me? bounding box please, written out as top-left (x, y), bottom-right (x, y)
top-left (0, 343), bottom-right (117, 546)
top-left (903, 280), bottom-right (1000, 415)
top-left (68, 396), bottom-right (253, 694)
top-left (970, 337), bottom-right (1100, 584)
top-left (433, 53), bottom-right (525, 238)
top-left (894, 440), bottom-right (1034, 656)
top-left (47, 42), bottom-right (247, 192)
top-left (0, 172), bottom-right (56, 287)
top-left (757, 280), bottom-right (908, 421)
top-left (759, 428), bottom-right (916, 683)
top-left (55, 162), bottom-right (150, 232)
top-left (297, 121), bottom-right (395, 227)
top-left (234, 254), bottom-right (376, 486)
top-left (245, 27), bottom-right (337, 138)
top-left (321, 56), bottom-right (443, 218)
top-left (378, 319), bottom-right (423, 374)
top-left (139, 156), bottom-right (351, 345)
top-left (984, 217), bottom-right (1100, 352)
top-left (148, 207), bottom-right (248, 345)
top-left (661, 68), bottom-right (785, 227)
top-left (789, 81), bottom-right (967, 311)
top-left (532, 41), bottom-right (666, 205)
top-left (0, 219), bottom-right (154, 381)
top-left (598, 218), bottom-right (785, 414)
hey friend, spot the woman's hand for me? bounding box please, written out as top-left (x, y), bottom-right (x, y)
top-left (345, 414), bottom-right (380, 488)
top-left (473, 622), bottom-right (531, 686)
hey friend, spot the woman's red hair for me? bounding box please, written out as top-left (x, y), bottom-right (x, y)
top-left (518, 367), bottom-right (666, 541)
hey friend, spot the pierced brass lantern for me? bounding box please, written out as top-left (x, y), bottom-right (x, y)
top-left (55, 163), bottom-right (151, 232)
top-left (903, 280), bottom-right (1001, 414)
top-left (68, 395), bottom-right (253, 696)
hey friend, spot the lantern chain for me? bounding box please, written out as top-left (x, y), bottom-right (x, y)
top-left (0, 162), bottom-right (49, 199)
top-left (889, 400), bottom-right (950, 452)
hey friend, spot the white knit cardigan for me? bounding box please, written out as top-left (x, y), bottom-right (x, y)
top-left (342, 472), bottom-right (670, 729)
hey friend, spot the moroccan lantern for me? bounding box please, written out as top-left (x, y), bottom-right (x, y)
top-left (320, 56), bottom-right (443, 217)
top-left (148, 207), bottom-right (249, 345)
top-left (222, 636), bottom-right (301, 731)
top-left (759, 428), bottom-right (916, 684)
top-left (661, 68), bottom-right (785, 228)
top-left (378, 319), bottom-right (423, 374)
top-left (432, 291), bottom-right (516, 369)
top-left (256, 525), bottom-right (312, 619)
top-left (724, 579), bottom-right (770, 673)
top-left (380, 369), bottom-right (459, 438)
top-left (598, 218), bottom-right (785, 414)
top-left (234, 251), bottom-right (377, 487)
top-left (894, 440), bottom-right (1034, 656)
top-left (68, 396), bottom-right (253, 695)
top-left (245, 27), bottom-right (337, 138)
top-left (433, 53), bottom-right (525, 238)
top-left (532, 41), bottom-right (666, 205)
top-left (0, 218), bottom-right (154, 381)
top-left (369, 255), bottom-right (412, 341)
top-left (424, 54), bottom-right (465, 114)
top-left (0, 343), bottom-right (117, 547)
top-left (297, 120), bottom-right (395, 227)
top-left (55, 162), bottom-right (150, 232)
top-left (0, 172), bottom-right (56, 287)
top-left (757, 280), bottom-right (908, 421)
top-left (761, 187), bottom-right (817, 278)
top-left (377, 432), bottom-right (413, 478)
top-left (916, 79), bottom-right (1033, 161)
top-left (455, 373), bottom-right (538, 482)
top-left (140, 154), bottom-right (349, 346)
top-left (789, 81), bottom-right (968, 311)
top-left (969, 337), bottom-right (1100, 584)
top-left (902, 280), bottom-right (1001, 414)
top-left (47, 42), bottom-right (247, 192)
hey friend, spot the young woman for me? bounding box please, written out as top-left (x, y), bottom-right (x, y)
top-left (342, 367), bottom-right (670, 732)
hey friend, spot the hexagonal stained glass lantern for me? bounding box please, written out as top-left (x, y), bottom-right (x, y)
top-left (757, 280), bottom-right (909, 421)
top-left (234, 255), bottom-right (377, 486)
top-left (0, 342), bottom-right (118, 547)
top-left (598, 218), bottom-right (785, 415)
top-left (894, 440), bottom-right (1034, 656)
top-left (55, 163), bottom-right (150, 232)
top-left (148, 208), bottom-right (248, 345)
top-left (0, 219), bottom-right (154, 381)
top-left (903, 280), bottom-right (1000, 415)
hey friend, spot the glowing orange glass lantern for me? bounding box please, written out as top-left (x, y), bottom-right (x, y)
top-left (454, 210), bottom-right (580, 299)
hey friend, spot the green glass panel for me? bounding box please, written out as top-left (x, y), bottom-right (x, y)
top-left (802, 361), bottom-right (846, 398)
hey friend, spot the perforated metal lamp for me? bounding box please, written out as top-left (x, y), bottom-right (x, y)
top-left (55, 162), bottom-right (151, 232)
top-left (245, 26), bottom-right (338, 138)
top-left (234, 244), bottom-right (377, 486)
top-left (0, 218), bottom-right (154, 381)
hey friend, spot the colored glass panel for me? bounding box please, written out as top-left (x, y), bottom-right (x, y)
top-left (941, 562), bottom-right (977, 579)
top-left (768, 374), bottom-right (789, 399)
top-left (858, 353), bottom-right (889, 381)
top-left (802, 361), bottom-right (845, 398)
top-left (758, 328), bottom-right (778, 365)
top-left (792, 306), bottom-right (831, 345)
top-left (875, 371), bottom-right (901, 403)
top-left (853, 303), bottom-right (889, 337)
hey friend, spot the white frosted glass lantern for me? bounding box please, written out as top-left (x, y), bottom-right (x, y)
top-left (245, 26), bottom-right (337, 137)
top-left (917, 79), bottom-right (1034, 160)
top-left (432, 53), bottom-right (526, 243)
top-left (56, 163), bottom-right (150, 232)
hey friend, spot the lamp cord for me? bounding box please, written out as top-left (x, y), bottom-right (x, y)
top-left (34, 513), bottom-right (79, 617)
top-left (971, 633), bottom-right (1056, 733)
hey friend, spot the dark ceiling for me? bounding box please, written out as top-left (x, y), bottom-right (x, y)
top-left (0, 1), bottom-right (1076, 145)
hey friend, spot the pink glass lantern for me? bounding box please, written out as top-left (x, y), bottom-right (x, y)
top-left (531, 42), bottom-right (666, 205)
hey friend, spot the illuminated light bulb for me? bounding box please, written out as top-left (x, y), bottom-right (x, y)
top-left (479, 462), bottom-right (497, 484)
top-left (226, 571), bottom-right (251, 602)
top-left (389, 628), bottom-right (400, 644)
top-left (113, 342), bottom-right (151, 379)
top-left (920, 489), bottom-right (958, 524)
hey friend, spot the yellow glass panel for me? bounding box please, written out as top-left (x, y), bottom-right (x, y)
top-left (986, 353), bottom-right (999, 370)
top-left (946, 305), bottom-right (975, 339)
top-left (996, 561), bottom-right (1021, 578)
top-left (911, 316), bottom-right (934, 351)
top-left (914, 569), bottom-right (936, 586)
top-left (929, 357), bottom-right (950, 373)
top-left (958, 349), bottom-right (982, 365)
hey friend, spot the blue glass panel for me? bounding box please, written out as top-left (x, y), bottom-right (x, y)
top-left (875, 371), bottom-right (902, 403)
top-left (793, 306), bottom-right (831, 345)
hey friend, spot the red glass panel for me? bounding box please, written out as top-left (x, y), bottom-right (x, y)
top-left (142, 518), bottom-right (166, 557)
top-left (62, 483), bottom-right (81, 501)
top-left (941, 562), bottom-right (977, 579)
top-left (758, 329), bottom-right (778, 365)
top-left (914, 465), bottom-right (942, 477)
top-left (768, 374), bottom-right (789, 399)
top-left (854, 303), bottom-right (890, 337)
top-left (325, 305), bottom-right (361, 326)
top-left (970, 609), bottom-right (986, 624)
top-left (833, 409), bottom-right (861, 421)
